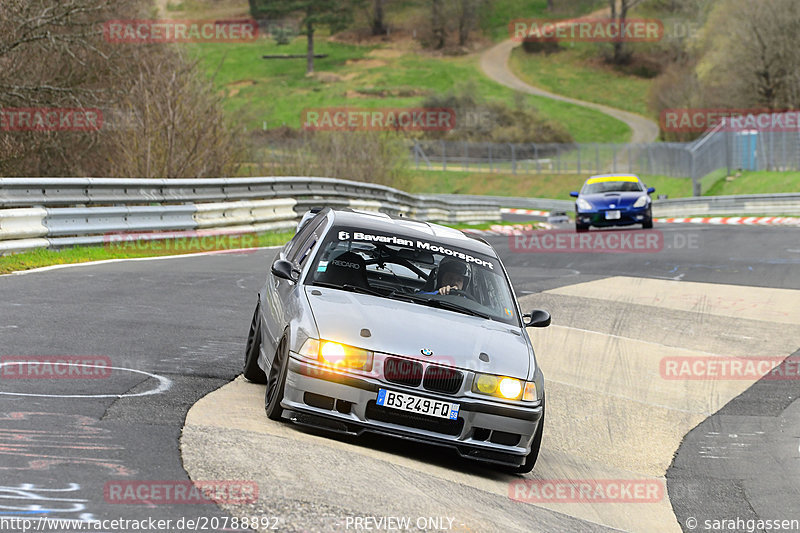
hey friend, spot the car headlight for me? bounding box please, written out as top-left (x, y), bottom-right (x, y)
top-left (298, 338), bottom-right (373, 371)
top-left (472, 373), bottom-right (538, 401)
top-left (633, 195), bottom-right (648, 208)
top-left (576, 198), bottom-right (592, 211)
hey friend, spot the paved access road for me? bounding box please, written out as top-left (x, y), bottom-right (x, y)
top-left (0, 224), bottom-right (798, 532)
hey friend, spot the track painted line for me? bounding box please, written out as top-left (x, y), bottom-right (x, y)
top-left (0, 246), bottom-right (283, 278)
top-left (656, 216), bottom-right (800, 226)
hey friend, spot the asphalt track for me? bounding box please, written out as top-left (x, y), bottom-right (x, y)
top-left (0, 223), bottom-right (798, 532)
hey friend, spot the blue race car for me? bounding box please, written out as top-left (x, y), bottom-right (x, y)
top-left (570, 174), bottom-right (655, 232)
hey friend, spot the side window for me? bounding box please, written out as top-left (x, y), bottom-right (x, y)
top-left (285, 214), bottom-right (324, 259)
top-left (289, 219), bottom-right (326, 267)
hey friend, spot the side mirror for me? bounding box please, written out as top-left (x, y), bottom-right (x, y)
top-left (569, 191), bottom-right (579, 198)
top-left (271, 259), bottom-right (299, 282)
top-left (647, 187), bottom-right (655, 194)
top-left (523, 309), bottom-right (551, 328)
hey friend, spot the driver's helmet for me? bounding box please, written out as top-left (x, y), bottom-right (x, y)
top-left (436, 257), bottom-right (471, 290)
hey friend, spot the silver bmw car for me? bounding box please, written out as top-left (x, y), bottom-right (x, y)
top-left (243, 208), bottom-right (550, 473)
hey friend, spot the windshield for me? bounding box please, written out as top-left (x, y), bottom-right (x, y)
top-left (305, 226), bottom-right (520, 327)
top-left (582, 181), bottom-right (645, 194)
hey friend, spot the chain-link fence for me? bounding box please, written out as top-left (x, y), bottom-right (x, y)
top-left (411, 140), bottom-right (691, 177)
top-left (259, 113), bottom-right (800, 197)
top-left (412, 120), bottom-right (800, 196)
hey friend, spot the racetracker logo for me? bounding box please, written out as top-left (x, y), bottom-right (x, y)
top-left (1, 108), bottom-right (103, 132)
top-left (301, 108), bottom-right (456, 132)
top-left (661, 109), bottom-right (800, 133)
top-left (104, 481), bottom-right (258, 504)
top-left (1, 356), bottom-right (112, 379)
top-left (510, 230), bottom-right (663, 253)
top-left (103, 19), bottom-right (259, 43)
top-left (509, 479), bottom-right (663, 503)
top-left (104, 232), bottom-right (258, 254)
top-left (660, 356), bottom-right (800, 381)
top-left (509, 18), bottom-right (663, 42)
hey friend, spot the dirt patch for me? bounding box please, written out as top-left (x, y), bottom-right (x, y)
top-left (307, 71), bottom-right (343, 83)
top-left (368, 48), bottom-right (404, 59)
top-left (344, 90), bottom-right (371, 99)
top-left (344, 58), bottom-right (387, 69)
top-left (345, 87), bottom-right (431, 99)
top-left (226, 80), bottom-right (257, 97)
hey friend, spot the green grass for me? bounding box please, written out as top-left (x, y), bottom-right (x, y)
top-left (705, 171), bottom-right (800, 197)
top-left (508, 45), bottom-right (655, 119)
top-left (480, 0), bottom-right (607, 41)
top-left (406, 169), bottom-right (692, 199)
top-left (0, 231), bottom-right (293, 275)
top-left (190, 36), bottom-right (630, 143)
top-left (443, 220), bottom-right (548, 230)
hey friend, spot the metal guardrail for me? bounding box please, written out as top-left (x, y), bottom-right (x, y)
top-left (652, 193), bottom-right (800, 217)
top-left (432, 192), bottom-right (800, 217)
top-left (0, 177), bottom-right (502, 255)
top-left (1, 177), bottom-right (797, 255)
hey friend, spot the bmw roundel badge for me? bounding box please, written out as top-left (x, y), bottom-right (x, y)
top-left (421, 348), bottom-right (434, 356)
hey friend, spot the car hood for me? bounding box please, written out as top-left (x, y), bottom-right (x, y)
top-left (305, 287), bottom-right (532, 378)
top-left (581, 191), bottom-right (645, 208)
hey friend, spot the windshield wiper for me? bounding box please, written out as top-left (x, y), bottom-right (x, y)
top-left (429, 299), bottom-right (492, 319)
top-left (386, 291), bottom-right (491, 319)
top-left (312, 281), bottom-right (386, 298)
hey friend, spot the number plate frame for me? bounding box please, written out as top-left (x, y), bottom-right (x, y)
top-left (376, 389), bottom-right (460, 420)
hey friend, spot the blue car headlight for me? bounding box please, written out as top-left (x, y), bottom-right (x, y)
top-left (576, 198), bottom-right (592, 211)
top-left (633, 196), bottom-right (648, 208)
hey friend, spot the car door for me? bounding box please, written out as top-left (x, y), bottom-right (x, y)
top-left (261, 216), bottom-right (327, 361)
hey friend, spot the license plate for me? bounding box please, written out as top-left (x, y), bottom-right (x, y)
top-left (376, 389), bottom-right (460, 420)
top-left (605, 210), bottom-right (621, 220)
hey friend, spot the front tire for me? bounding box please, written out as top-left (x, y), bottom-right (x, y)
top-left (576, 223), bottom-right (589, 233)
top-left (265, 336), bottom-right (289, 421)
top-left (243, 304), bottom-right (267, 384)
top-left (511, 399), bottom-right (545, 475)
top-left (642, 209), bottom-right (653, 229)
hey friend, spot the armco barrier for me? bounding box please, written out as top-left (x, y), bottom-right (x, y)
top-left (2, 177), bottom-right (797, 256)
top-left (432, 192), bottom-right (800, 217)
top-left (0, 177), bottom-right (502, 255)
top-left (0, 208), bottom-right (48, 240)
top-left (652, 193), bottom-right (800, 217)
top-left (193, 199), bottom-right (297, 229)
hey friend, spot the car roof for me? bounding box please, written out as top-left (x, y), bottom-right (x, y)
top-left (584, 174), bottom-right (642, 185)
top-left (327, 209), bottom-right (497, 257)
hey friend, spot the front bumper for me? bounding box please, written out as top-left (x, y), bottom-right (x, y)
top-left (281, 355), bottom-right (543, 467)
top-left (577, 205), bottom-right (651, 227)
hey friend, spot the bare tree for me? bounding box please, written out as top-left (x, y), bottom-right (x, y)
top-left (107, 50), bottom-right (243, 178)
top-left (0, 0), bottom-right (243, 177)
top-left (608, 0), bottom-right (648, 65)
top-left (456, 0), bottom-right (481, 47)
top-left (371, 0), bottom-right (388, 36)
top-left (431, 0), bottom-right (445, 49)
top-left (696, 0), bottom-right (800, 109)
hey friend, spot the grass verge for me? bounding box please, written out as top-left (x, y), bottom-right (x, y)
top-left (704, 171), bottom-right (800, 197)
top-left (508, 45), bottom-right (655, 119)
top-left (0, 231), bottom-right (293, 275)
top-left (406, 169), bottom-right (692, 199)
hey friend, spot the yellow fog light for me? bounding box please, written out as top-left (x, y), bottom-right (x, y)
top-left (498, 377), bottom-right (523, 400)
top-left (319, 340), bottom-right (373, 371)
top-left (473, 373), bottom-right (530, 401)
top-left (474, 374), bottom-right (499, 394)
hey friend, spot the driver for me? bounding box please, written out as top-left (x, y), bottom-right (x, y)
top-left (425, 257), bottom-right (471, 295)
